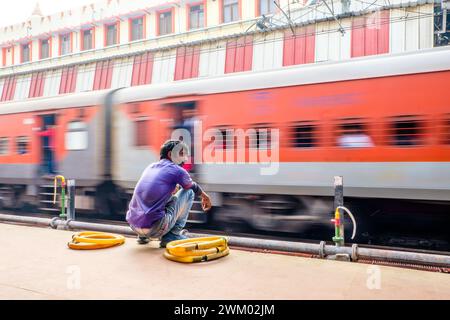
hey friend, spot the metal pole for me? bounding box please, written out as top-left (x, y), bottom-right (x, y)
top-left (333, 176), bottom-right (345, 246)
top-left (443, 0), bottom-right (448, 34)
top-left (67, 180), bottom-right (76, 221)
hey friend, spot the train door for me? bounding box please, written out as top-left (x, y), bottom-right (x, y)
top-left (165, 100), bottom-right (206, 224)
top-left (37, 114), bottom-right (57, 176)
top-left (167, 101), bottom-right (198, 174)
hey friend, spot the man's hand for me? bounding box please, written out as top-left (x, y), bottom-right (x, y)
top-left (200, 192), bottom-right (212, 212)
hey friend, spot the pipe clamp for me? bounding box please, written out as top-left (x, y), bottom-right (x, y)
top-left (319, 241), bottom-right (326, 258)
top-left (351, 243), bottom-right (359, 261)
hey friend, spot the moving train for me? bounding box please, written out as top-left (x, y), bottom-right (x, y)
top-left (0, 47), bottom-right (449, 236)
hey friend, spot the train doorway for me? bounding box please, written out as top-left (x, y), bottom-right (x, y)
top-left (37, 114), bottom-right (57, 176)
top-left (168, 101), bottom-right (198, 174)
top-left (166, 100), bottom-right (207, 224)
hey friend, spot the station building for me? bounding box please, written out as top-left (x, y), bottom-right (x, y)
top-left (0, 0), bottom-right (447, 102)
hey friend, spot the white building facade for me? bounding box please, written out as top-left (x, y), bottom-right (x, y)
top-left (0, 0), bottom-right (446, 102)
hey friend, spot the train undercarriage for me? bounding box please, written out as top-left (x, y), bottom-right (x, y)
top-left (1, 181), bottom-right (449, 251)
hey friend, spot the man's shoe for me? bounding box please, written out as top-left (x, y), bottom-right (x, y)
top-left (160, 232), bottom-right (188, 248)
top-left (137, 236), bottom-right (150, 245)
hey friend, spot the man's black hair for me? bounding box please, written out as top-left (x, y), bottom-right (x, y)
top-left (160, 140), bottom-right (181, 160)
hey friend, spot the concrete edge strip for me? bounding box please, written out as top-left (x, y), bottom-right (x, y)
top-left (0, 213), bottom-right (449, 267)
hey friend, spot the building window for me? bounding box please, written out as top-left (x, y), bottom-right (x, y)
top-left (131, 52), bottom-right (154, 86)
top-left (174, 46), bottom-right (201, 81)
top-left (0, 137), bottom-right (8, 155)
top-left (21, 43), bottom-right (31, 63)
top-left (290, 122), bottom-right (317, 148)
top-left (189, 4), bottom-right (205, 30)
top-left (336, 119), bottom-right (374, 148)
top-left (434, 4), bottom-right (450, 47)
top-left (159, 10), bottom-right (173, 35)
top-left (1, 76), bottom-right (17, 102)
top-left (351, 10), bottom-right (390, 57)
top-left (130, 17), bottom-right (144, 41)
top-left (16, 136), bottom-right (29, 155)
top-left (223, 0), bottom-right (239, 23)
top-left (93, 60), bottom-right (114, 90)
top-left (65, 121), bottom-right (88, 150)
top-left (81, 29), bottom-right (94, 51)
top-left (40, 38), bottom-right (50, 59)
top-left (225, 36), bottom-right (253, 73)
top-left (105, 23), bottom-right (118, 46)
top-left (283, 26), bottom-right (315, 66)
top-left (59, 66), bottom-right (78, 94)
top-left (259, 0), bottom-right (277, 16)
top-left (2, 46), bottom-right (13, 67)
top-left (60, 34), bottom-right (71, 55)
top-left (29, 72), bottom-right (46, 98)
top-left (390, 116), bottom-right (425, 147)
top-left (135, 119), bottom-right (149, 147)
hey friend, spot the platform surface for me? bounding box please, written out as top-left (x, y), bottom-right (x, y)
top-left (0, 222), bottom-right (449, 300)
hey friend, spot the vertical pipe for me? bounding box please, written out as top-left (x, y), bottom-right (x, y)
top-left (60, 185), bottom-right (66, 219)
top-left (333, 176), bottom-right (344, 246)
top-left (67, 179), bottom-right (76, 221)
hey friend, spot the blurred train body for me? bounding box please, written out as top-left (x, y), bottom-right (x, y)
top-left (0, 48), bottom-right (449, 234)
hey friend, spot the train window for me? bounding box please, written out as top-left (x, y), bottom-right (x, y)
top-left (390, 116), bottom-right (425, 146)
top-left (65, 121), bottom-right (88, 151)
top-left (129, 103), bottom-right (140, 114)
top-left (214, 127), bottom-right (232, 150)
top-left (135, 119), bottom-right (149, 147)
top-left (0, 137), bottom-right (8, 155)
top-left (336, 119), bottom-right (374, 148)
top-left (251, 124), bottom-right (272, 150)
top-left (289, 122), bottom-right (317, 148)
top-left (16, 136), bottom-right (29, 155)
top-left (443, 115), bottom-right (450, 145)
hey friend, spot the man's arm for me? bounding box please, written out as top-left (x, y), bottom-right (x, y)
top-left (177, 169), bottom-right (212, 212)
top-left (187, 182), bottom-right (212, 212)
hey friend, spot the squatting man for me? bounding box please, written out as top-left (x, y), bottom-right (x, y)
top-left (126, 140), bottom-right (212, 247)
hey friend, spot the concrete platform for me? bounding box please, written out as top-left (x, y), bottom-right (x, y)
top-left (0, 223), bottom-right (449, 300)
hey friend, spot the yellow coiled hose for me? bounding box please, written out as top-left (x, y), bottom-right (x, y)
top-left (68, 231), bottom-right (126, 250)
top-left (164, 236), bottom-right (230, 263)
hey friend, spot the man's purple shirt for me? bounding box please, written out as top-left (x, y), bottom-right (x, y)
top-left (126, 159), bottom-right (193, 228)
